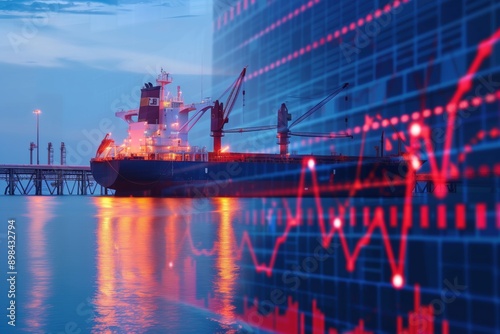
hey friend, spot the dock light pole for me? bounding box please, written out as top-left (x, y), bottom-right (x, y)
top-left (33, 109), bottom-right (41, 165)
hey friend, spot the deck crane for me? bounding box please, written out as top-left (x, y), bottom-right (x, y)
top-left (177, 67), bottom-right (247, 153)
top-left (211, 67), bottom-right (247, 153)
top-left (225, 82), bottom-right (352, 155)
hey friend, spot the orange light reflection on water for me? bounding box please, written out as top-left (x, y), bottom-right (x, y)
top-left (92, 197), bottom-right (243, 332)
top-left (212, 198), bottom-right (240, 325)
top-left (25, 197), bottom-right (56, 331)
top-left (93, 197), bottom-right (158, 333)
top-left (161, 199), bottom-right (184, 301)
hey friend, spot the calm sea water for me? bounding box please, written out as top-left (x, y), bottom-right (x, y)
top-left (0, 193), bottom-right (497, 333)
top-left (0, 196), bottom-right (273, 334)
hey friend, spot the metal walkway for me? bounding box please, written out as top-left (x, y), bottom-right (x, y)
top-left (0, 164), bottom-right (113, 196)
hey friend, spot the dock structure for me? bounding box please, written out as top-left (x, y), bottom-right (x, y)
top-left (0, 164), bottom-right (113, 196)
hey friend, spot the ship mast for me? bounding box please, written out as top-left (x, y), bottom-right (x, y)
top-left (156, 69), bottom-right (173, 107)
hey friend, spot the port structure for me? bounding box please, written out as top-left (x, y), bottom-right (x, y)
top-left (0, 164), bottom-right (113, 196)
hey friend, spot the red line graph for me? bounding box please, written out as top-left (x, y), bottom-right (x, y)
top-left (438, 29), bottom-right (500, 178)
top-left (180, 167), bottom-right (499, 289)
top-left (177, 29), bottom-right (500, 298)
top-left (402, 28), bottom-right (500, 198)
top-left (202, 16), bottom-right (500, 334)
top-left (350, 28), bottom-right (500, 193)
top-left (263, 89), bottom-right (500, 180)
top-left (184, 21), bottom-right (500, 279)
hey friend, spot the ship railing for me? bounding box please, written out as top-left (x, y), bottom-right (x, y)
top-left (207, 152), bottom-right (360, 164)
top-left (208, 153), bottom-right (297, 164)
top-left (93, 150), bottom-right (209, 162)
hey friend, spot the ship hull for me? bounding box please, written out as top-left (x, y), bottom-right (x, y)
top-left (91, 158), bottom-right (410, 197)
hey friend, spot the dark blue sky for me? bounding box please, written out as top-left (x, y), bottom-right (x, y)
top-left (0, 0), bottom-right (214, 164)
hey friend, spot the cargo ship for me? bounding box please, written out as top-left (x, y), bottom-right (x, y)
top-left (90, 68), bottom-right (419, 197)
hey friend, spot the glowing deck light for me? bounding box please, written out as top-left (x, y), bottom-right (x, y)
top-left (410, 123), bottom-right (421, 137)
top-left (392, 274), bottom-right (404, 288)
top-left (333, 217), bottom-right (342, 228)
top-left (307, 158), bottom-right (315, 170)
top-left (411, 155), bottom-right (421, 170)
top-left (169, 261), bottom-right (173, 268)
top-left (221, 145), bottom-right (230, 153)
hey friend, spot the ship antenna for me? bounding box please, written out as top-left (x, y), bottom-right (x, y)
top-left (156, 68), bottom-right (173, 105)
top-left (200, 57), bottom-right (204, 101)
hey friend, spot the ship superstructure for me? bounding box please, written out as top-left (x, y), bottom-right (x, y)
top-left (96, 70), bottom-right (212, 163)
top-left (91, 68), bottom-right (419, 197)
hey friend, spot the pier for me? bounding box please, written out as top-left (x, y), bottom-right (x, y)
top-left (0, 164), bottom-right (112, 196)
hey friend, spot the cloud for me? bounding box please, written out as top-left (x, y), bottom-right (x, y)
top-left (0, 1), bottom-right (213, 75)
top-left (0, 1), bottom-right (122, 17)
top-left (0, 0), bottom-right (211, 17)
top-left (0, 33), bottom-right (210, 75)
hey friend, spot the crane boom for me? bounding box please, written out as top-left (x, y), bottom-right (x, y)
top-left (224, 125), bottom-right (276, 133)
top-left (211, 68), bottom-right (247, 153)
top-left (290, 131), bottom-right (353, 138)
top-left (289, 82), bottom-right (349, 129)
top-left (177, 105), bottom-right (212, 133)
top-left (220, 67), bottom-right (246, 129)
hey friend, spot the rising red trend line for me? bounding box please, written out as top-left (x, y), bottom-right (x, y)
top-left (181, 178), bottom-right (498, 291)
top-left (260, 86), bottom-right (499, 158)
top-left (183, 101), bottom-right (498, 288)
top-left (181, 29), bottom-right (500, 289)
top-left (179, 157), bottom-right (416, 288)
top-left (420, 28), bottom-right (500, 196)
